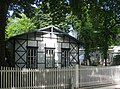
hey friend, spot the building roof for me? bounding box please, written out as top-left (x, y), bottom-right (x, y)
top-left (8, 25), bottom-right (79, 43)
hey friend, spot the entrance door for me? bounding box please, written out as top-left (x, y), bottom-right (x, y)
top-left (61, 48), bottom-right (70, 67)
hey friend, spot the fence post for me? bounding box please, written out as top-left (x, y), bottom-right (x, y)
top-left (75, 64), bottom-right (79, 89)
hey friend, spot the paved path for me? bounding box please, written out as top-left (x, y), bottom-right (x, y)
top-left (94, 85), bottom-right (120, 89)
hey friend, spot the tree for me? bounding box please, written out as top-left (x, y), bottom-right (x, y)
top-left (0, 0), bottom-right (40, 67)
top-left (41, 0), bottom-right (69, 25)
top-left (70, 1), bottom-right (99, 65)
top-left (30, 0), bottom-right (120, 66)
top-left (6, 13), bottom-right (36, 38)
top-left (32, 5), bottom-right (53, 29)
top-left (1, 0), bottom-right (119, 66)
top-left (69, 0), bottom-right (120, 66)
top-left (32, 4), bottom-right (80, 32)
top-left (90, 0), bottom-right (120, 66)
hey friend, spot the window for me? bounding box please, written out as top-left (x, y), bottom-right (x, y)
top-left (61, 48), bottom-right (70, 67)
top-left (27, 47), bottom-right (38, 69)
top-left (45, 48), bottom-right (55, 68)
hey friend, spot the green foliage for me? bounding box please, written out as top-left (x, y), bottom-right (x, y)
top-left (32, 4), bottom-right (80, 32)
top-left (9, 0), bottom-right (40, 18)
top-left (41, 0), bottom-right (69, 24)
top-left (0, 0), bottom-right (41, 66)
top-left (90, 3), bottom-right (120, 65)
top-left (6, 13), bottom-right (36, 38)
top-left (32, 5), bottom-right (53, 29)
top-left (3, 0), bottom-right (120, 66)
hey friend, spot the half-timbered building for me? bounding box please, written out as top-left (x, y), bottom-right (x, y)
top-left (7, 25), bottom-right (79, 68)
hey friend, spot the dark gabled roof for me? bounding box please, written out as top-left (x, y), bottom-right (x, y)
top-left (8, 25), bottom-right (79, 43)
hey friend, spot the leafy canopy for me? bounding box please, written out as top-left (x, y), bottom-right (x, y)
top-left (6, 13), bottom-right (36, 38)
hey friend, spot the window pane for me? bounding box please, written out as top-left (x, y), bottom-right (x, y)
top-left (61, 49), bottom-right (70, 67)
top-left (27, 48), bottom-right (38, 68)
top-left (46, 48), bottom-right (55, 68)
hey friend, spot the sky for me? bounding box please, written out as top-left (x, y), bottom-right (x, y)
top-left (8, 10), bottom-right (14, 16)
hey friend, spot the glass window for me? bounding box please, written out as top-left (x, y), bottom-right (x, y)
top-left (27, 47), bottom-right (38, 69)
top-left (45, 48), bottom-right (55, 68)
top-left (61, 48), bottom-right (70, 67)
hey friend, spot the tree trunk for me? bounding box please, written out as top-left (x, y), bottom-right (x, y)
top-left (87, 55), bottom-right (91, 66)
top-left (84, 46), bottom-right (91, 66)
top-left (0, 1), bottom-right (9, 67)
top-left (103, 37), bottom-right (108, 66)
top-left (103, 47), bottom-right (108, 66)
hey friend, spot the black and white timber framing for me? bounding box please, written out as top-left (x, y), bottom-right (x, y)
top-left (7, 25), bottom-right (79, 69)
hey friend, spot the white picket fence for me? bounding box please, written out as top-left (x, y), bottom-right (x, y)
top-left (1, 65), bottom-right (120, 89)
top-left (0, 66), bottom-right (76, 89)
top-left (79, 66), bottom-right (120, 87)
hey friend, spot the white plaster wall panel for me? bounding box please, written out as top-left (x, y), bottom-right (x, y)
top-left (22, 53), bottom-right (26, 62)
top-left (38, 64), bottom-right (45, 69)
top-left (71, 49), bottom-right (77, 53)
top-left (57, 36), bottom-right (63, 42)
top-left (42, 33), bottom-right (57, 38)
top-left (38, 42), bottom-right (45, 52)
top-left (15, 64), bottom-right (26, 68)
top-left (15, 40), bottom-right (27, 51)
top-left (15, 41), bottom-right (19, 50)
top-left (36, 33), bottom-right (42, 41)
top-left (15, 52), bottom-right (26, 63)
top-left (75, 55), bottom-right (78, 61)
top-left (70, 55), bottom-right (75, 62)
top-left (15, 52), bottom-right (19, 62)
top-left (76, 46), bottom-right (78, 52)
top-left (28, 40), bottom-right (37, 46)
top-left (43, 33), bottom-right (50, 38)
top-left (55, 53), bottom-right (61, 63)
top-left (70, 44), bottom-right (78, 52)
top-left (43, 37), bottom-right (57, 48)
top-left (38, 53), bottom-right (45, 63)
top-left (51, 33), bottom-right (57, 39)
top-left (55, 52), bottom-right (59, 63)
top-left (56, 43), bottom-right (61, 52)
top-left (54, 38), bottom-right (58, 48)
top-left (70, 54), bottom-right (78, 62)
top-left (62, 43), bottom-right (69, 48)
